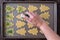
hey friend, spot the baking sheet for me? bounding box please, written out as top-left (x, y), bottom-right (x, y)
top-left (1, 1), bottom-right (57, 38)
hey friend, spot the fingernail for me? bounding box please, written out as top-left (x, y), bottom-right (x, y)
top-left (24, 14), bottom-right (30, 18)
top-left (25, 11), bottom-right (33, 18)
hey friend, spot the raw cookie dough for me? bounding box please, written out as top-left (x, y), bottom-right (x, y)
top-left (16, 6), bottom-right (26, 13)
top-left (16, 28), bottom-right (26, 36)
top-left (16, 14), bottom-right (25, 21)
top-left (40, 12), bottom-right (50, 19)
top-left (28, 28), bottom-right (38, 35)
top-left (27, 23), bottom-right (33, 28)
top-left (6, 5), bottom-right (15, 13)
top-left (6, 28), bottom-right (14, 36)
top-left (28, 5), bottom-right (38, 12)
top-left (6, 13), bottom-right (14, 21)
top-left (40, 4), bottom-right (50, 12)
top-left (16, 21), bottom-right (26, 28)
top-left (5, 21), bottom-right (14, 28)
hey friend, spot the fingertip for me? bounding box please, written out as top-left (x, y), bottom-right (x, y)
top-left (20, 13), bottom-right (25, 18)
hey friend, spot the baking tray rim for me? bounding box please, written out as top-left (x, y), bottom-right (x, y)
top-left (1, 1), bottom-right (57, 39)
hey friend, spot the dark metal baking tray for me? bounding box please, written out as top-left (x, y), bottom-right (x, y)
top-left (1, 1), bottom-right (57, 39)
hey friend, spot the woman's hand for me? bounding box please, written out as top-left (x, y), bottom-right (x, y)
top-left (21, 12), bottom-right (46, 28)
top-left (21, 12), bottom-right (60, 40)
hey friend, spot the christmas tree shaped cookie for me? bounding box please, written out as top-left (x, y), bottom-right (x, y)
top-left (28, 28), bottom-right (38, 35)
top-left (16, 21), bottom-right (26, 28)
top-left (27, 23), bottom-right (33, 28)
top-left (40, 4), bottom-right (50, 12)
top-left (16, 28), bottom-right (26, 36)
top-left (28, 5), bottom-right (38, 12)
top-left (6, 5), bottom-right (15, 13)
top-left (6, 13), bottom-right (14, 21)
top-left (16, 14), bottom-right (25, 21)
top-left (6, 28), bottom-right (14, 36)
top-left (16, 6), bottom-right (26, 13)
top-left (5, 21), bottom-right (14, 28)
top-left (40, 12), bottom-right (50, 19)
